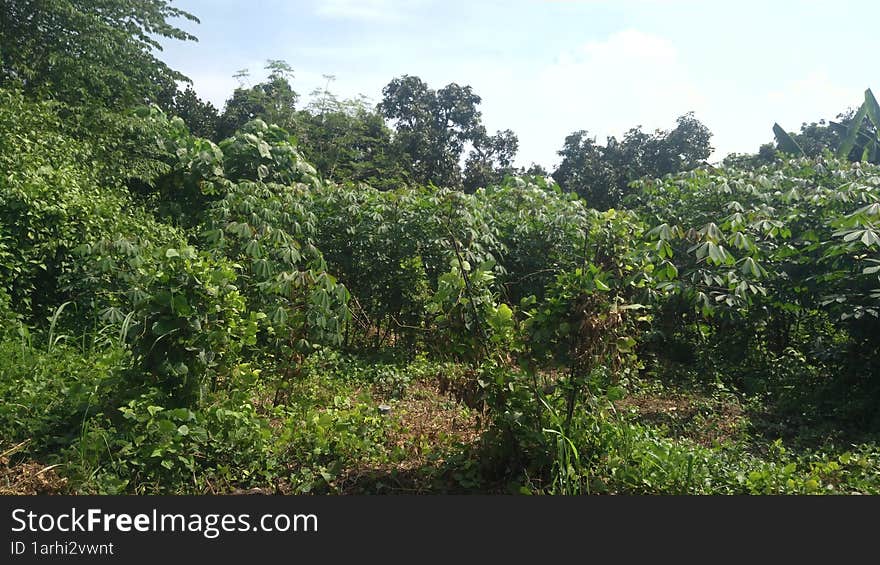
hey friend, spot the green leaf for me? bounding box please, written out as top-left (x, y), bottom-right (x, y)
top-left (606, 386), bottom-right (626, 401)
top-left (616, 336), bottom-right (636, 352)
top-left (838, 101), bottom-right (869, 159)
top-left (741, 257), bottom-right (761, 278)
top-left (257, 140), bottom-right (272, 159)
top-left (773, 123), bottom-right (804, 156)
top-left (843, 229), bottom-right (863, 242)
top-left (170, 294), bottom-right (191, 316)
top-left (496, 303), bottom-right (513, 322)
top-left (863, 89), bottom-right (880, 133)
top-left (861, 229), bottom-right (880, 247)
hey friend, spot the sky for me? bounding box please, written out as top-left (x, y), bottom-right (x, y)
top-left (156, 0), bottom-right (880, 170)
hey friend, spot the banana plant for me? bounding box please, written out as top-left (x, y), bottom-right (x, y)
top-left (773, 88), bottom-right (880, 163)
top-left (772, 123), bottom-right (805, 156)
top-left (836, 88), bottom-right (880, 163)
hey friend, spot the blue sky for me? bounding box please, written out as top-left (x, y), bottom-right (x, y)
top-left (157, 0), bottom-right (880, 169)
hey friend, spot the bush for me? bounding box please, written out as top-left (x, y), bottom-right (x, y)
top-left (0, 331), bottom-right (129, 457)
top-left (68, 390), bottom-right (275, 494)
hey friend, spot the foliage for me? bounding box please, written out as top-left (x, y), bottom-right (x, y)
top-left (84, 243), bottom-right (258, 405)
top-left (70, 390), bottom-right (275, 494)
top-left (426, 259), bottom-right (508, 363)
top-left (553, 112), bottom-right (712, 210)
top-left (218, 118), bottom-right (318, 185)
top-left (216, 61), bottom-right (299, 140)
top-left (124, 104), bottom-right (228, 226)
top-left (3, 0), bottom-right (880, 496)
top-left (633, 156), bottom-right (880, 425)
top-left (463, 129), bottom-right (519, 193)
top-left (770, 90), bottom-right (880, 164)
top-left (296, 96), bottom-right (407, 190)
top-left (379, 75), bottom-right (518, 189)
top-left (0, 0), bottom-right (197, 110)
top-left (837, 89), bottom-right (880, 164)
top-left (480, 176), bottom-right (592, 305)
top-left (772, 123), bottom-right (804, 156)
top-left (277, 392), bottom-right (389, 493)
top-left (0, 89), bottom-right (181, 323)
top-left (309, 182), bottom-right (503, 353)
top-left (170, 86), bottom-right (220, 139)
top-left (0, 328), bottom-right (130, 456)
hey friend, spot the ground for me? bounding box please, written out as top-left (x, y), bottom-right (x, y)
top-left (1, 441), bottom-right (67, 495)
top-left (337, 380), bottom-right (484, 493)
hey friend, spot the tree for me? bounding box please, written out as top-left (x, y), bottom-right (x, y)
top-left (654, 111), bottom-right (713, 175)
top-left (171, 86), bottom-right (219, 139)
top-left (216, 61), bottom-right (299, 139)
top-left (771, 111), bottom-right (855, 159)
top-left (552, 131), bottom-right (618, 210)
top-left (835, 89), bottom-right (880, 163)
top-left (297, 94), bottom-right (407, 190)
top-left (0, 0), bottom-right (197, 110)
top-left (463, 128), bottom-right (519, 192)
top-left (379, 75), bottom-right (490, 188)
top-left (553, 112), bottom-right (712, 209)
top-left (522, 163), bottom-right (550, 177)
top-left (722, 143), bottom-right (777, 169)
top-left (610, 112), bottom-right (713, 181)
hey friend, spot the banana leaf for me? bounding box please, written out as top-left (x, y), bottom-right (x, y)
top-left (773, 123), bottom-right (804, 156)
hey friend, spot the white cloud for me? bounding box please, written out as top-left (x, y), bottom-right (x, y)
top-left (507, 29), bottom-right (707, 168)
top-left (313, 0), bottom-right (423, 22)
top-left (181, 71), bottom-right (240, 109)
top-left (702, 70), bottom-right (861, 161)
top-left (482, 31), bottom-right (860, 167)
top-left (767, 70), bottom-right (860, 128)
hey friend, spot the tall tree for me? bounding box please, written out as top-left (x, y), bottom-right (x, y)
top-left (650, 111), bottom-right (713, 175)
top-left (171, 86), bottom-right (219, 139)
top-left (297, 94), bottom-right (406, 190)
top-left (553, 112), bottom-right (713, 209)
top-left (0, 0), bottom-right (197, 109)
top-left (216, 60), bottom-right (299, 139)
top-left (553, 131), bottom-right (618, 210)
top-left (379, 75), bottom-right (490, 188)
top-left (463, 128), bottom-right (519, 192)
top-left (779, 109), bottom-right (860, 160)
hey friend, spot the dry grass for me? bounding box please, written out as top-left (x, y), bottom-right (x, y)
top-left (616, 390), bottom-right (746, 447)
top-left (335, 380), bottom-right (484, 493)
top-left (0, 441), bottom-right (67, 495)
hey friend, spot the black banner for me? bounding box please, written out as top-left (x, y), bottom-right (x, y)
top-left (0, 495), bottom-right (872, 563)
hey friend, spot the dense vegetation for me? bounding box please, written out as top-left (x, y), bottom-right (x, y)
top-left (2, 1), bottom-right (879, 495)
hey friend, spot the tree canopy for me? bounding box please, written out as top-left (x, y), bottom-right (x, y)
top-left (216, 61), bottom-right (299, 140)
top-left (0, 0), bottom-right (197, 109)
top-left (378, 74), bottom-right (519, 189)
top-left (553, 112), bottom-right (713, 209)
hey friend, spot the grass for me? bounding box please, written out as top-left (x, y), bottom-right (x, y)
top-left (1, 441), bottom-right (68, 495)
top-left (2, 341), bottom-right (879, 495)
